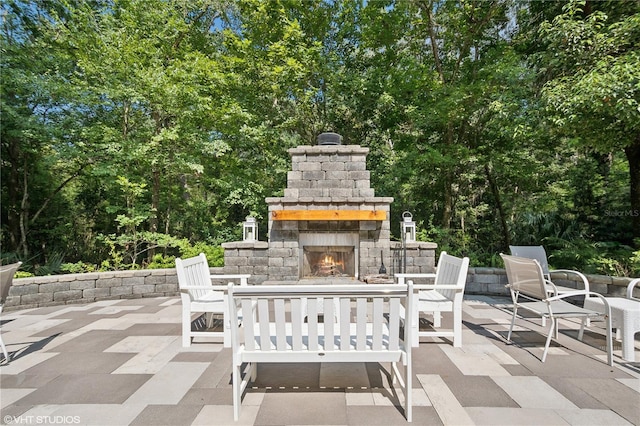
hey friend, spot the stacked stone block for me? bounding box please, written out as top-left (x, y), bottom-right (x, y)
top-left (5, 267), bottom-right (635, 310)
top-left (264, 144), bottom-right (400, 281)
top-left (5, 269), bottom-right (180, 311)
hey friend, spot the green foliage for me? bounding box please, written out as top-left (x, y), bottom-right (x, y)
top-left (1, 0), bottom-right (639, 279)
top-left (546, 239), bottom-right (639, 276)
top-left (60, 262), bottom-right (99, 274)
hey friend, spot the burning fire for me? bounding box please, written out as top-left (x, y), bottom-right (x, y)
top-left (315, 253), bottom-right (345, 276)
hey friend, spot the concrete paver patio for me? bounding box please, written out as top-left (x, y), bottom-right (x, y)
top-left (1, 295), bottom-right (638, 425)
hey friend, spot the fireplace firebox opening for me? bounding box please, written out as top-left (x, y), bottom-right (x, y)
top-left (298, 232), bottom-right (359, 280)
top-left (303, 246), bottom-right (355, 278)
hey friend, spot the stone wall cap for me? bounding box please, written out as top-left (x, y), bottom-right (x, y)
top-left (390, 241), bottom-right (438, 249)
top-left (266, 197), bottom-right (393, 205)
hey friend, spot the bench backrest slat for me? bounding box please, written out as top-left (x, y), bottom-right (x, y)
top-left (291, 298), bottom-right (303, 351)
top-left (340, 297), bottom-right (350, 351)
top-left (356, 298), bottom-right (367, 350)
top-left (388, 298), bottom-right (401, 351)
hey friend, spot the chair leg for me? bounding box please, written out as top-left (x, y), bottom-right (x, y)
top-left (0, 335), bottom-right (9, 363)
top-left (182, 308), bottom-right (192, 347)
top-left (453, 305), bottom-right (462, 348)
top-left (405, 360), bottom-right (412, 422)
top-left (541, 317), bottom-right (556, 362)
top-left (233, 363), bottom-right (242, 421)
top-left (433, 310), bottom-right (442, 328)
top-left (604, 314), bottom-right (613, 366)
top-left (507, 306), bottom-right (518, 342)
top-left (223, 316), bottom-right (231, 348)
top-left (578, 317), bottom-right (587, 341)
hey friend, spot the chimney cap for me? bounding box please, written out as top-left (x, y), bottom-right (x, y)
top-left (317, 132), bottom-right (342, 145)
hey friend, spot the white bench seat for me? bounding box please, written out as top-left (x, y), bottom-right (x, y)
top-left (228, 283), bottom-right (413, 422)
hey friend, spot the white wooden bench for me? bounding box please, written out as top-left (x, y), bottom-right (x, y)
top-left (227, 283), bottom-right (414, 422)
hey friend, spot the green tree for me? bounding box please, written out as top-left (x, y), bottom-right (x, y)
top-left (537, 0), bottom-right (640, 240)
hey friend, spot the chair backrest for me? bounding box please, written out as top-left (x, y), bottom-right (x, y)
top-left (0, 261), bottom-right (22, 305)
top-left (175, 253), bottom-right (217, 300)
top-left (501, 254), bottom-right (548, 300)
top-left (434, 251), bottom-right (470, 299)
top-left (509, 245), bottom-right (550, 276)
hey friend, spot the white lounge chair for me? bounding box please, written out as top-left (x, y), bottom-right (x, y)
top-left (397, 251), bottom-right (470, 347)
top-left (175, 253), bottom-right (250, 347)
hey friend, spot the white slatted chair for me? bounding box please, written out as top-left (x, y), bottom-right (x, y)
top-left (228, 283), bottom-right (413, 422)
top-left (501, 253), bottom-right (613, 365)
top-left (396, 251), bottom-right (470, 347)
top-left (510, 245), bottom-right (592, 327)
top-left (1, 262), bottom-right (22, 363)
top-left (175, 253), bottom-right (250, 347)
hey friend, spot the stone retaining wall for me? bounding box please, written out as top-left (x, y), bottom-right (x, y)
top-left (4, 267), bottom-right (638, 311)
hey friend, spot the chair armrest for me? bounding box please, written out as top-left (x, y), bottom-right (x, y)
top-left (544, 279), bottom-right (559, 296)
top-left (550, 269), bottom-right (590, 292)
top-left (210, 274), bottom-right (250, 286)
top-left (395, 273), bottom-right (436, 284)
top-left (210, 274), bottom-right (251, 279)
top-left (545, 290), bottom-right (598, 303)
top-left (627, 278), bottom-right (639, 300)
top-left (180, 285), bottom-right (229, 291)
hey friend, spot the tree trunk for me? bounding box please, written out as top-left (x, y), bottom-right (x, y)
top-left (624, 135), bottom-right (640, 243)
top-left (484, 164), bottom-right (511, 250)
top-left (148, 169), bottom-right (160, 263)
top-left (5, 137), bottom-right (21, 251)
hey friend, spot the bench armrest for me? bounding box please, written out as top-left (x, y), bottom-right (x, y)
top-left (413, 284), bottom-right (460, 290)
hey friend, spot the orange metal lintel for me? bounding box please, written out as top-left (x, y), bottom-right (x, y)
top-left (271, 209), bottom-right (386, 221)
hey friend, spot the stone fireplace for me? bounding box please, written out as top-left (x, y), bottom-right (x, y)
top-left (222, 135), bottom-right (437, 284)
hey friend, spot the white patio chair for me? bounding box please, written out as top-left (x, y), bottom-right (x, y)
top-left (175, 253), bottom-right (250, 347)
top-left (501, 254), bottom-right (613, 365)
top-left (510, 245), bottom-right (592, 326)
top-left (397, 251), bottom-right (470, 347)
top-left (1, 261), bottom-right (22, 363)
top-left (509, 245), bottom-right (590, 296)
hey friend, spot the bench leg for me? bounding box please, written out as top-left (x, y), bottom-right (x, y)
top-left (233, 363), bottom-right (242, 421)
